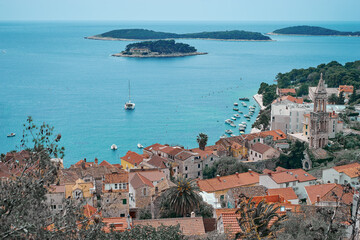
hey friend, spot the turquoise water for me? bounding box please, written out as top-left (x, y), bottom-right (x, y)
top-left (1, 21), bottom-right (359, 167)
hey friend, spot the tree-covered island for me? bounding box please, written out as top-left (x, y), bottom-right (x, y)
top-left (86, 28), bottom-right (272, 41)
top-left (269, 25), bottom-right (360, 36)
top-left (112, 40), bottom-right (207, 58)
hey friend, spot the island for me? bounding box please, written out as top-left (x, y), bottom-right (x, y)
top-left (85, 28), bottom-right (272, 41)
top-left (269, 25), bottom-right (360, 36)
top-left (111, 40), bottom-right (207, 58)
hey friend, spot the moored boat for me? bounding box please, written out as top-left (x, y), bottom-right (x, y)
top-left (137, 143), bottom-right (144, 149)
top-left (239, 97), bottom-right (249, 101)
top-left (225, 129), bottom-right (233, 134)
top-left (111, 144), bottom-right (118, 150)
top-left (7, 133), bottom-right (16, 137)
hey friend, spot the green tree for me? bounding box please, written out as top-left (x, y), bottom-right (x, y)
top-left (202, 157), bottom-right (249, 179)
top-left (296, 83), bottom-right (309, 97)
top-left (277, 141), bottom-right (305, 169)
top-left (139, 207), bottom-right (152, 220)
top-left (197, 133), bottom-right (208, 151)
top-left (163, 176), bottom-right (202, 217)
top-left (235, 198), bottom-right (286, 239)
top-left (337, 91), bottom-right (345, 104)
top-left (328, 93), bottom-right (338, 104)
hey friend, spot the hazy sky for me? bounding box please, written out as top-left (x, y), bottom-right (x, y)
top-left (1, 0), bottom-right (359, 21)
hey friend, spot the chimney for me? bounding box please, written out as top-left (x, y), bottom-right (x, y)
top-left (268, 172), bottom-right (272, 177)
top-left (190, 212), bottom-right (195, 218)
top-left (316, 195), bottom-right (320, 203)
top-left (95, 158), bottom-right (98, 165)
top-left (235, 172), bottom-right (239, 177)
top-left (84, 158), bottom-right (87, 162)
top-left (216, 175), bottom-right (221, 182)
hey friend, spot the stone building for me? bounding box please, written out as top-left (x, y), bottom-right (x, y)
top-left (309, 74), bottom-right (329, 149)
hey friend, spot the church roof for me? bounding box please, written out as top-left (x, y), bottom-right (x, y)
top-left (315, 73), bottom-right (327, 94)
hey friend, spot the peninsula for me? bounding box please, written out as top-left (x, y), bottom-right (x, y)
top-left (112, 40), bottom-right (207, 58)
top-left (86, 28), bottom-right (272, 41)
top-left (269, 25), bottom-right (360, 36)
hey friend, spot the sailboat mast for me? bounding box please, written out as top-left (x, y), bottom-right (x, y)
top-left (128, 80), bottom-right (131, 101)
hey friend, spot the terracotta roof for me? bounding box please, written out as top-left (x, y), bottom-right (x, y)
top-left (121, 151), bottom-right (145, 166)
top-left (333, 162), bottom-right (360, 178)
top-left (83, 204), bottom-right (100, 218)
top-left (104, 171), bottom-right (128, 184)
top-left (278, 88), bottom-right (296, 94)
top-left (265, 168), bottom-right (316, 184)
top-left (146, 155), bottom-right (168, 168)
top-left (48, 185), bottom-right (65, 193)
top-left (130, 172), bottom-right (154, 189)
top-left (304, 113), bottom-right (310, 117)
top-left (215, 208), bottom-right (237, 219)
top-left (158, 146), bottom-right (183, 156)
top-left (220, 212), bottom-right (241, 234)
top-left (267, 188), bottom-right (298, 201)
top-left (144, 143), bottom-right (165, 151)
top-left (273, 95), bottom-right (304, 104)
top-left (0, 150), bottom-right (35, 179)
top-left (305, 183), bottom-right (353, 205)
top-left (339, 85), bottom-right (353, 93)
top-left (133, 217), bottom-right (206, 236)
top-left (176, 151), bottom-right (194, 160)
top-left (129, 169), bottom-right (166, 183)
top-left (229, 186), bottom-right (267, 199)
top-left (251, 143), bottom-right (272, 154)
top-left (197, 171), bottom-right (259, 192)
top-left (263, 169), bottom-right (274, 174)
top-left (252, 194), bottom-right (286, 204)
top-left (99, 160), bottom-right (114, 168)
top-left (103, 217), bottom-right (130, 232)
top-left (203, 218), bottom-right (216, 233)
top-left (190, 146), bottom-right (219, 159)
top-left (73, 159), bottom-right (96, 168)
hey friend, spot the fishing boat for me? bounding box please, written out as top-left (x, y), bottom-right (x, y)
top-left (244, 114), bottom-right (249, 118)
top-left (241, 122), bottom-right (247, 125)
top-left (124, 80), bottom-right (135, 110)
top-left (137, 143), bottom-right (144, 149)
top-left (239, 97), bottom-right (249, 101)
top-left (220, 134), bottom-right (227, 139)
top-left (233, 107), bottom-right (239, 111)
top-left (242, 103), bottom-right (247, 107)
top-left (239, 124), bottom-right (246, 128)
top-left (225, 129), bottom-right (233, 134)
top-left (7, 133), bottom-right (15, 137)
top-left (230, 123), bottom-right (236, 127)
top-left (234, 114), bottom-right (241, 118)
top-left (234, 102), bottom-right (238, 106)
top-left (111, 144), bottom-right (118, 150)
top-left (231, 117), bottom-right (236, 121)
top-left (225, 119), bottom-right (232, 124)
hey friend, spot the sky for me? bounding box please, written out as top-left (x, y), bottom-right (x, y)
top-left (0, 0), bottom-right (359, 21)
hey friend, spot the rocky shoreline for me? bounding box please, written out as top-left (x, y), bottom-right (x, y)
top-left (85, 36), bottom-right (274, 42)
top-left (112, 52), bottom-right (207, 58)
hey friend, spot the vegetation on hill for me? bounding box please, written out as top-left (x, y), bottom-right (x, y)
top-left (123, 40), bottom-right (197, 55)
top-left (276, 60), bottom-right (360, 89)
top-left (94, 28), bottom-right (271, 41)
top-left (272, 25), bottom-right (360, 36)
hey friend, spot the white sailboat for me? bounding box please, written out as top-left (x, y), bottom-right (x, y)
top-left (124, 80), bottom-right (135, 110)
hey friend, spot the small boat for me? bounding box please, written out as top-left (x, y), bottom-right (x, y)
top-left (241, 122), bottom-right (247, 125)
top-left (230, 123), bottom-right (236, 127)
top-left (238, 111), bottom-right (243, 114)
top-left (137, 143), bottom-right (144, 149)
top-left (244, 114), bottom-right (249, 118)
top-left (220, 134), bottom-right (227, 139)
top-left (7, 133), bottom-right (16, 137)
top-left (230, 134), bottom-right (236, 137)
top-left (225, 119), bottom-right (232, 124)
top-left (239, 124), bottom-right (246, 127)
top-left (231, 117), bottom-right (236, 121)
top-left (239, 97), bottom-right (249, 101)
top-left (234, 102), bottom-right (238, 106)
top-left (234, 114), bottom-right (241, 118)
top-left (233, 107), bottom-right (239, 111)
top-left (242, 103), bottom-right (247, 107)
top-left (249, 106), bottom-right (255, 109)
top-left (240, 131), bottom-right (245, 134)
top-left (225, 129), bottom-right (233, 134)
top-left (111, 144), bottom-right (118, 150)
top-left (124, 80), bottom-right (135, 110)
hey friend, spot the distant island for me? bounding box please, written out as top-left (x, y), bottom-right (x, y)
top-left (112, 40), bottom-right (207, 58)
top-left (86, 28), bottom-right (272, 41)
top-left (269, 25), bottom-right (360, 36)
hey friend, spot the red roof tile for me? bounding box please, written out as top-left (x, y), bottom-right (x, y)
top-left (305, 183), bottom-right (353, 205)
top-left (251, 143), bottom-right (272, 154)
top-left (144, 143), bottom-right (165, 151)
top-left (278, 88), bottom-right (296, 94)
top-left (130, 172), bottom-right (154, 189)
top-left (83, 204), bottom-right (100, 218)
top-left (267, 188), bottom-right (298, 201)
top-left (197, 171), bottom-right (259, 192)
top-left (333, 162), bottom-right (360, 178)
top-left (339, 85), bottom-right (353, 93)
top-left (265, 168), bottom-right (316, 184)
top-left (103, 217), bottom-right (130, 232)
top-left (121, 151), bottom-right (145, 166)
top-left (104, 171), bottom-right (128, 184)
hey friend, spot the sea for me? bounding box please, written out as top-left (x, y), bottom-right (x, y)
top-left (1, 21), bottom-right (359, 167)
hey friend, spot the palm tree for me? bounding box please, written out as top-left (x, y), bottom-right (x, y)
top-left (165, 176), bottom-right (202, 217)
top-left (235, 198), bottom-right (286, 239)
top-left (196, 133), bottom-right (208, 151)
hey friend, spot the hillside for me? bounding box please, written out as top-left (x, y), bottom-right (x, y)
top-left (270, 25), bottom-right (360, 36)
top-left (86, 28), bottom-right (272, 41)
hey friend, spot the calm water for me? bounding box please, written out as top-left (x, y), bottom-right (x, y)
top-left (1, 21), bottom-right (359, 167)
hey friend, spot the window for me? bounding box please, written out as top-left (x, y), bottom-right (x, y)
top-left (185, 166), bottom-right (188, 171)
top-left (198, 171), bottom-right (201, 176)
top-left (155, 187), bottom-right (159, 194)
top-left (286, 183), bottom-right (289, 187)
top-left (115, 184), bottom-right (118, 189)
top-left (143, 188), bottom-right (147, 196)
top-left (174, 168), bottom-right (176, 173)
top-left (122, 183), bottom-right (127, 189)
top-left (220, 195), bottom-right (225, 201)
top-left (58, 205), bottom-right (63, 210)
top-left (205, 164), bottom-right (208, 167)
top-left (293, 182), bottom-right (296, 186)
top-left (211, 157), bottom-right (213, 161)
top-left (198, 164), bottom-right (200, 168)
top-left (258, 139), bottom-right (260, 142)
top-left (120, 213), bottom-right (125, 217)
top-left (51, 205), bottom-right (56, 210)
top-left (122, 199), bottom-right (127, 205)
top-left (255, 153), bottom-right (257, 157)
top-left (185, 174), bottom-right (188, 178)
top-left (259, 154), bottom-right (262, 158)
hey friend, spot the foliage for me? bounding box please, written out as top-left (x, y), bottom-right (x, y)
top-left (276, 60), bottom-right (360, 89)
top-left (124, 40), bottom-right (197, 54)
top-left (235, 198), bottom-right (286, 239)
top-left (328, 132), bottom-right (360, 151)
top-left (197, 133), bottom-right (208, 151)
top-left (296, 83), bottom-right (309, 96)
top-left (252, 107), bottom-right (271, 131)
top-left (108, 224), bottom-right (185, 240)
top-left (161, 176), bottom-right (202, 217)
top-left (273, 25), bottom-right (360, 36)
top-left (98, 28), bottom-right (271, 40)
top-left (202, 157), bottom-right (249, 179)
top-left (257, 82), bottom-right (278, 106)
top-left (139, 207), bottom-right (152, 220)
top-left (276, 141), bottom-right (306, 169)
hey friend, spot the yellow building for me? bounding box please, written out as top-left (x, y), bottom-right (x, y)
top-left (65, 178), bottom-right (94, 200)
top-left (231, 142), bottom-right (247, 159)
top-left (120, 151), bottom-right (145, 170)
